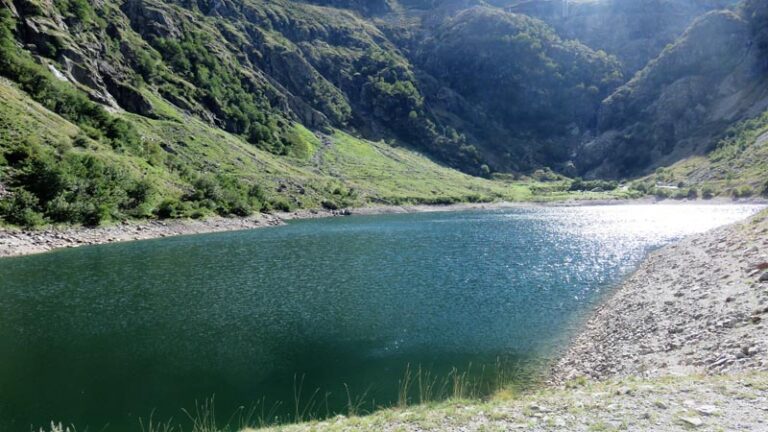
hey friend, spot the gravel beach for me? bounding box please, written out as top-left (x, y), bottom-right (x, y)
top-left (551, 209), bottom-right (768, 383)
top-left (0, 202), bottom-right (530, 258)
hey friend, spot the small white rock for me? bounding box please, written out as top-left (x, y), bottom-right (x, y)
top-left (696, 405), bottom-right (718, 416)
top-left (680, 416), bottom-right (703, 427)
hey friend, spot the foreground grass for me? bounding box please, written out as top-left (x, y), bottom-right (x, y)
top-left (36, 371), bottom-right (768, 431)
top-left (250, 371), bottom-right (768, 432)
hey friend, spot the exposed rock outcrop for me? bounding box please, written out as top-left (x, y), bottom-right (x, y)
top-left (576, 5), bottom-right (768, 178)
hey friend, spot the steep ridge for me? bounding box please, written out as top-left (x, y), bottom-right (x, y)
top-left (1, 0), bottom-right (768, 228)
top-left (577, 0), bottom-right (768, 179)
top-left (542, 0), bottom-right (741, 75)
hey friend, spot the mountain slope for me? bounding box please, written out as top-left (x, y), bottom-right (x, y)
top-left (576, 0), bottom-right (768, 179)
top-left (1, 0), bottom-right (767, 228)
top-left (1, 70), bottom-right (554, 227)
top-left (415, 6), bottom-right (624, 171)
top-left (543, 0), bottom-right (741, 75)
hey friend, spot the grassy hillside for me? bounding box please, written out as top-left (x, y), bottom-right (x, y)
top-left (635, 109), bottom-right (768, 198)
top-left (3, 73), bottom-right (617, 228)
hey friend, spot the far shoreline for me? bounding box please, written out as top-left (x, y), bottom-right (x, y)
top-left (1, 196), bottom-right (766, 259)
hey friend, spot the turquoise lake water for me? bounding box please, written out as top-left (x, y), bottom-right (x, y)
top-left (0, 204), bottom-right (762, 430)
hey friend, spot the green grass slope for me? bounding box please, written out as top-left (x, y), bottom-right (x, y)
top-left (2, 74), bottom-right (601, 228)
top-left (634, 110), bottom-right (768, 199)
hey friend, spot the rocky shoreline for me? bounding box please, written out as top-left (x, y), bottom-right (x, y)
top-left (551, 209), bottom-right (768, 384)
top-left (1, 199), bottom-right (764, 259)
top-left (0, 201), bottom-right (531, 258)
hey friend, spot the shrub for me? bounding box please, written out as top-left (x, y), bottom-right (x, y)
top-left (672, 189), bottom-right (689, 200)
top-left (267, 197), bottom-right (293, 212)
top-left (569, 178), bottom-right (618, 192)
top-left (248, 184), bottom-right (266, 203)
top-left (0, 189), bottom-right (45, 227)
top-left (219, 191), bottom-right (253, 217)
top-left (321, 200), bottom-right (340, 210)
top-left (1, 136), bottom-right (154, 226)
top-left (732, 185), bottom-right (754, 199)
top-left (701, 186), bottom-right (716, 199)
top-left (155, 199), bottom-right (185, 219)
top-left (654, 188), bottom-right (670, 199)
top-left (629, 182), bottom-right (649, 194)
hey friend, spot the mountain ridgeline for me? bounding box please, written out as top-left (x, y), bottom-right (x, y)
top-left (0, 0), bottom-right (766, 226)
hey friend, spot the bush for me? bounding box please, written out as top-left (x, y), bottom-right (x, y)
top-left (672, 189), bottom-right (689, 200)
top-left (180, 175), bottom-right (267, 217)
top-left (1, 136), bottom-right (154, 226)
top-left (155, 198), bottom-right (185, 219)
top-left (701, 186), bottom-right (716, 199)
top-left (321, 200), bottom-right (340, 210)
top-left (0, 189), bottom-right (45, 227)
top-left (569, 178), bottom-right (618, 192)
top-left (267, 197), bottom-right (293, 212)
top-left (653, 187), bottom-right (670, 199)
top-left (629, 182), bottom-right (649, 194)
top-left (731, 185), bottom-right (754, 199)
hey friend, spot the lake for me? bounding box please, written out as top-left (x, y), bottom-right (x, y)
top-left (0, 204), bottom-right (762, 430)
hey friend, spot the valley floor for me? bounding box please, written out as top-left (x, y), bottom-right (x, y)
top-left (252, 208), bottom-right (768, 431)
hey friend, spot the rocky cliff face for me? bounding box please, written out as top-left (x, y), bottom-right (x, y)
top-left (0, 0), bottom-right (766, 180)
top-left (577, 2), bottom-right (768, 178)
top-left (549, 0), bottom-right (740, 75)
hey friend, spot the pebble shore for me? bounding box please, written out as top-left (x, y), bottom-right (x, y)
top-left (0, 202), bottom-right (525, 258)
top-left (552, 209), bottom-right (768, 383)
